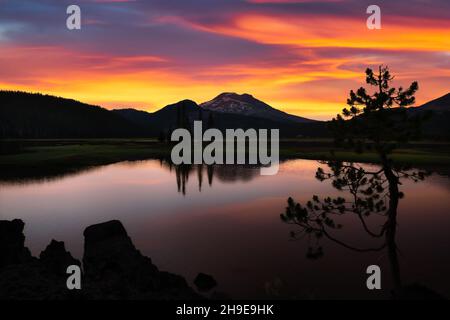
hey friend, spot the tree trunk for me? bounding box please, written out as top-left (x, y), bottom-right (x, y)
top-left (383, 161), bottom-right (402, 289)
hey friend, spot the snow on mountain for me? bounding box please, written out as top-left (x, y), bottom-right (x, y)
top-left (200, 93), bottom-right (316, 123)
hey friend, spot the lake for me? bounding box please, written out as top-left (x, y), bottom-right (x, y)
top-left (1, 159), bottom-right (449, 299)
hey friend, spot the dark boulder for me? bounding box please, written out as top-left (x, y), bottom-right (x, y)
top-left (83, 220), bottom-right (154, 276)
top-left (194, 273), bottom-right (217, 292)
top-left (82, 220), bottom-right (199, 299)
top-left (0, 219), bottom-right (200, 300)
top-left (0, 220), bottom-right (78, 299)
top-left (0, 219), bottom-right (32, 268)
top-left (40, 239), bottom-right (80, 276)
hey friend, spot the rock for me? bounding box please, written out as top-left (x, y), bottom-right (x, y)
top-left (0, 219), bottom-right (32, 268)
top-left (82, 220), bottom-right (199, 299)
top-left (0, 221), bottom-right (78, 300)
top-left (194, 273), bottom-right (217, 292)
top-left (0, 219), bottom-right (200, 300)
top-left (84, 219), bottom-right (129, 244)
top-left (83, 220), bottom-right (151, 279)
top-left (40, 239), bottom-right (80, 276)
top-left (0, 261), bottom-right (78, 300)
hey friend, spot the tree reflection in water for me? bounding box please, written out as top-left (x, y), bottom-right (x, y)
top-left (159, 158), bottom-right (261, 195)
top-left (281, 160), bottom-right (427, 291)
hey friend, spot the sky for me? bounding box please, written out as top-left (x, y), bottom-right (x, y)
top-left (0, 0), bottom-right (449, 120)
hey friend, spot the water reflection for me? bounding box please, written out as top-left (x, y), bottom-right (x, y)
top-left (281, 160), bottom-right (445, 298)
top-left (0, 159), bottom-right (449, 299)
top-left (158, 159), bottom-right (263, 195)
top-left (0, 157), bottom-right (265, 195)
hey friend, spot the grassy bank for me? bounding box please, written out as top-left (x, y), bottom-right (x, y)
top-left (1, 139), bottom-right (449, 172)
top-left (0, 141), bottom-right (168, 166)
top-left (0, 140), bottom-right (169, 181)
top-left (281, 147), bottom-right (450, 165)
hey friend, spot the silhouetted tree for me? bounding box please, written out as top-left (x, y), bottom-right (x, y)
top-left (158, 131), bottom-right (166, 143)
top-left (176, 101), bottom-right (191, 133)
top-left (207, 112), bottom-right (215, 130)
top-left (281, 66), bottom-right (429, 290)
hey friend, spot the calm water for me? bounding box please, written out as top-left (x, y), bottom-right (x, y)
top-left (1, 159), bottom-right (449, 299)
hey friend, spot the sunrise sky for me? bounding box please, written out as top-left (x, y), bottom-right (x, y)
top-left (0, 0), bottom-right (449, 120)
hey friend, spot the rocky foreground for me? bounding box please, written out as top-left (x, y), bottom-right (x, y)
top-left (0, 219), bottom-right (202, 300)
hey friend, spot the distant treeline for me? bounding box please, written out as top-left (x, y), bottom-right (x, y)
top-left (0, 91), bottom-right (141, 138)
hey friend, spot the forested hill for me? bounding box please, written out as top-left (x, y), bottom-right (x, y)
top-left (0, 91), bottom-right (142, 138)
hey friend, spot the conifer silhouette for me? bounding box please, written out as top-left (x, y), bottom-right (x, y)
top-left (281, 66), bottom-right (430, 289)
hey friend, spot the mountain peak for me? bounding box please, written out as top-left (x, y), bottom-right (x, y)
top-left (200, 92), bottom-right (270, 115)
top-left (216, 92), bottom-right (255, 99)
top-left (164, 99), bottom-right (199, 110)
top-left (416, 92), bottom-right (450, 111)
top-left (211, 92), bottom-right (261, 106)
top-left (200, 92), bottom-right (315, 123)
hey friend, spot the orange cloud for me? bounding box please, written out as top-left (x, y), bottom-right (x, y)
top-left (185, 13), bottom-right (450, 51)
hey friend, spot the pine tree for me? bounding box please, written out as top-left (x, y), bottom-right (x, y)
top-left (280, 66), bottom-right (429, 289)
